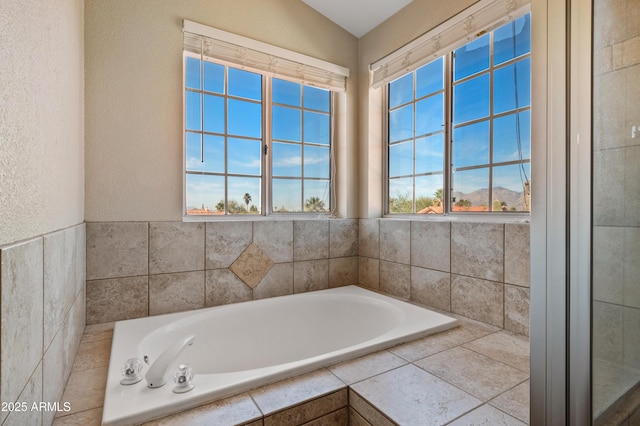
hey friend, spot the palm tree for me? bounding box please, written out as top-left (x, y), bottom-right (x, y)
top-left (243, 193), bottom-right (252, 212)
top-left (305, 196), bottom-right (325, 212)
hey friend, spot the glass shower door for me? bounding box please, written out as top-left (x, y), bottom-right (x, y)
top-left (592, 0), bottom-right (640, 422)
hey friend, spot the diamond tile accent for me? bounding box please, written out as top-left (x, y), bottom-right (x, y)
top-left (229, 243), bottom-right (274, 288)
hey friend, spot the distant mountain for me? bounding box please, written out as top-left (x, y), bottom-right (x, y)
top-left (453, 186), bottom-right (525, 210)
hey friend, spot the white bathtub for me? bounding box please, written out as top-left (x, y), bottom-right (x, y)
top-left (102, 285), bottom-right (457, 425)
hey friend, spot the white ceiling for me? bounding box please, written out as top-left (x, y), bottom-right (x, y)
top-left (301, 0), bottom-right (414, 38)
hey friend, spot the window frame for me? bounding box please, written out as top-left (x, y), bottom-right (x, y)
top-left (383, 15), bottom-right (531, 217)
top-left (182, 52), bottom-right (334, 219)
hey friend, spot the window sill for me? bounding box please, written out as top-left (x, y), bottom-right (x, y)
top-left (182, 213), bottom-right (337, 222)
top-left (381, 213), bottom-right (530, 225)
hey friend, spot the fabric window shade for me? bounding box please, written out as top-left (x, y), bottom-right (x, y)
top-left (184, 20), bottom-right (349, 92)
top-left (370, 0), bottom-right (530, 89)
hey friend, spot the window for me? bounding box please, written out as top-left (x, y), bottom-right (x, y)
top-left (182, 22), bottom-right (347, 217)
top-left (272, 79), bottom-right (331, 213)
top-left (386, 13), bottom-right (531, 214)
top-left (185, 59), bottom-right (264, 215)
top-left (184, 59), bottom-right (332, 216)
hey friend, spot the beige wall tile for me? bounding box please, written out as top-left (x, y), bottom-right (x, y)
top-left (86, 222), bottom-right (148, 280)
top-left (349, 407), bottom-right (373, 426)
top-left (53, 408), bottom-right (102, 426)
top-left (0, 238), bottom-right (44, 412)
top-left (504, 285), bottom-right (530, 336)
top-left (411, 221), bottom-right (450, 272)
top-left (63, 288), bottom-right (86, 379)
top-left (263, 389), bottom-right (347, 425)
top-left (623, 145), bottom-right (640, 227)
top-left (86, 276), bottom-right (148, 324)
top-left (43, 288), bottom-right (85, 411)
top-left (593, 301), bottom-right (624, 365)
top-left (358, 219), bottom-right (379, 259)
top-left (329, 219), bottom-right (358, 258)
top-left (379, 261), bottom-right (410, 299)
top-left (206, 221), bottom-right (252, 269)
top-left (294, 259), bottom-right (329, 293)
top-left (206, 269), bottom-right (252, 306)
top-left (329, 257), bottom-right (358, 288)
top-left (624, 227), bottom-right (640, 308)
top-left (451, 223), bottom-right (504, 282)
top-left (411, 267), bottom-right (451, 312)
top-left (253, 263), bottom-right (294, 300)
top-left (253, 221), bottom-right (293, 263)
top-left (379, 220), bottom-right (410, 264)
top-left (594, 69), bottom-right (627, 152)
top-left (623, 36), bottom-right (640, 67)
top-left (463, 331), bottom-right (530, 373)
top-left (596, 45), bottom-right (613, 75)
top-left (149, 222), bottom-right (204, 274)
top-left (451, 275), bottom-right (504, 328)
top-left (44, 226), bottom-right (80, 347)
top-left (149, 271), bottom-right (205, 315)
top-left (230, 243), bottom-right (275, 288)
top-left (6, 363), bottom-right (43, 426)
top-left (358, 257), bottom-right (379, 290)
top-left (349, 391), bottom-right (394, 426)
top-left (626, 65), bottom-right (640, 148)
top-left (57, 367), bottom-right (108, 416)
top-left (593, 226), bottom-right (624, 304)
top-left (43, 328), bottom-right (66, 421)
top-left (302, 407), bottom-right (348, 426)
top-left (504, 223), bottom-right (530, 287)
top-left (594, 149), bottom-right (626, 225)
top-left (294, 220), bottom-right (329, 261)
top-left (623, 306), bottom-right (640, 370)
top-left (593, 0), bottom-right (627, 48)
top-left (75, 223), bottom-right (87, 297)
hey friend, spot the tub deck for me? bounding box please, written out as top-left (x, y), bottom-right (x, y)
top-left (53, 309), bottom-right (530, 425)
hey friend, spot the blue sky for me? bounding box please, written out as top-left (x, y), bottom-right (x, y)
top-left (185, 64), bottom-right (331, 212)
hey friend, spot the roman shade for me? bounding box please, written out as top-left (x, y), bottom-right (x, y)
top-left (183, 20), bottom-right (350, 92)
top-left (370, 0), bottom-right (530, 88)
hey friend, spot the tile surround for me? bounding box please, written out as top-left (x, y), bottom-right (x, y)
top-left (0, 224), bottom-right (85, 426)
top-left (360, 219), bottom-right (530, 334)
top-left (86, 219), bottom-right (359, 323)
top-left (85, 218), bottom-right (529, 335)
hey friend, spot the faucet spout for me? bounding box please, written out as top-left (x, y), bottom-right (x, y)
top-left (145, 334), bottom-right (195, 388)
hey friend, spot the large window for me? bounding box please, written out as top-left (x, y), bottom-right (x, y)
top-left (184, 58), bottom-right (332, 216)
top-left (386, 13), bottom-right (531, 214)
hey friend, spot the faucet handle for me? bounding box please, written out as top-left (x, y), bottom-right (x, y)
top-left (120, 358), bottom-right (144, 385)
top-left (173, 364), bottom-right (195, 393)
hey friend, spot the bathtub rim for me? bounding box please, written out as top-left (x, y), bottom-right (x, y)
top-left (102, 285), bottom-right (458, 426)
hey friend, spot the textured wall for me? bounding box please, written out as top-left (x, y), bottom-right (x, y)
top-left (0, 0), bottom-right (85, 246)
top-left (84, 0), bottom-right (359, 221)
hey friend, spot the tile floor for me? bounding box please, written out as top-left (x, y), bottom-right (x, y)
top-left (53, 314), bottom-right (529, 425)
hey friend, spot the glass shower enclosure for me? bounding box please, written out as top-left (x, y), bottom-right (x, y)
top-left (592, 0), bottom-right (640, 423)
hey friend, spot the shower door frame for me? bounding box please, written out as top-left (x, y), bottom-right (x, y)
top-left (529, 0), bottom-right (592, 424)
